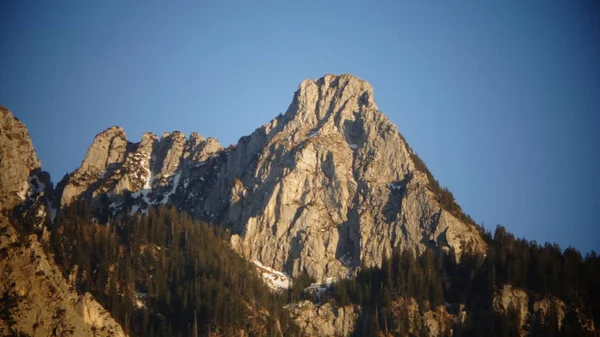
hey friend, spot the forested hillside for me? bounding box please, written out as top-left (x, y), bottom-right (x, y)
top-left (17, 203), bottom-right (300, 337)
top-left (11, 204), bottom-right (600, 336)
top-left (326, 226), bottom-right (600, 336)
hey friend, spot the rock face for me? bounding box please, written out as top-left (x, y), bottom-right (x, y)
top-left (389, 298), bottom-right (456, 337)
top-left (56, 74), bottom-right (486, 280)
top-left (286, 297), bottom-right (456, 337)
top-left (0, 215), bottom-right (126, 337)
top-left (58, 127), bottom-right (224, 216)
top-left (286, 300), bottom-right (359, 337)
top-left (493, 285), bottom-right (532, 328)
top-left (221, 74), bottom-right (485, 279)
top-left (1, 107), bottom-right (55, 237)
top-left (0, 106), bottom-right (45, 212)
top-left (492, 284), bottom-right (595, 333)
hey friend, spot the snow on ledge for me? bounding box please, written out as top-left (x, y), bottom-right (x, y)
top-left (252, 260), bottom-right (291, 291)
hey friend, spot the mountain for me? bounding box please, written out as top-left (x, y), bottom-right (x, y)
top-left (1, 106), bottom-right (299, 336)
top-left (0, 106), bottom-right (126, 336)
top-left (1, 75), bottom-right (598, 336)
top-left (57, 74), bottom-right (485, 281)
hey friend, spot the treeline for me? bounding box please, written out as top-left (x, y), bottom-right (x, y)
top-left (488, 226), bottom-right (600, 314)
top-left (401, 139), bottom-right (476, 226)
top-left (12, 199), bottom-right (599, 336)
top-left (327, 225), bottom-right (599, 336)
top-left (46, 202), bottom-right (300, 337)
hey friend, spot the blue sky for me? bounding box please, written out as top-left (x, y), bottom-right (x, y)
top-left (1, 0), bottom-right (599, 253)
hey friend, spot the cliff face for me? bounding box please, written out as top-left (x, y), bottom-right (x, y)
top-left (493, 285), bottom-right (596, 334)
top-left (0, 106), bottom-right (54, 220)
top-left (56, 74), bottom-right (486, 280)
top-left (287, 286), bottom-right (596, 337)
top-left (286, 301), bottom-right (359, 337)
top-left (58, 127), bottom-right (223, 218)
top-left (0, 106), bottom-right (41, 212)
top-left (0, 108), bottom-right (126, 337)
top-left (220, 74), bottom-right (485, 279)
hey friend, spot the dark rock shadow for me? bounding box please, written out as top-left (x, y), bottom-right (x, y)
top-left (336, 200), bottom-right (360, 269)
top-left (284, 230), bottom-right (305, 273)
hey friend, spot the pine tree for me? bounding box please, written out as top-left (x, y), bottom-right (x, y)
top-left (192, 310), bottom-right (198, 337)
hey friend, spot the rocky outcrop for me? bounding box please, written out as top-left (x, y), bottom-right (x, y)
top-left (493, 285), bottom-right (532, 328)
top-left (58, 126), bottom-right (224, 215)
top-left (0, 215), bottom-right (126, 337)
top-left (286, 300), bottom-right (359, 336)
top-left (0, 107), bottom-right (55, 242)
top-left (492, 284), bottom-right (595, 334)
top-left (290, 297), bottom-right (457, 337)
top-left (0, 106), bottom-right (44, 212)
top-left (56, 74), bottom-right (486, 281)
top-left (288, 288), bottom-right (596, 337)
top-left (60, 126), bottom-right (128, 207)
top-left (388, 298), bottom-right (456, 336)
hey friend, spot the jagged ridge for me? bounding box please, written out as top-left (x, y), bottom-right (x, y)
top-left (55, 74), bottom-right (486, 281)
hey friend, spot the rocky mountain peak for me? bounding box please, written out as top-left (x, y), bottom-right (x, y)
top-left (80, 126), bottom-right (128, 176)
top-left (58, 124), bottom-right (223, 213)
top-left (54, 74), bottom-right (486, 281)
top-left (296, 73), bottom-right (376, 110)
top-left (0, 106), bottom-right (44, 212)
top-left (284, 74), bottom-right (377, 131)
top-left (217, 74), bottom-right (486, 279)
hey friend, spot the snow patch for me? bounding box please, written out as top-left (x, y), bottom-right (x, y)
top-left (161, 172), bottom-right (181, 204)
top-left (387, 182), bottom-right (403, 191)
top-left (16, 180), bottom-right (29, 200)
top-left (349, 144), bottom-right (358, 150)
top-left (140, 151), bottom-right (154, 194)
top-left (305, 278), bottom-right (337, 298)
top-left (340, 253), bottom-right (352, 267)
top-left (306, 282), bottom-right (329, 297)
top-left (252, 260), bottom-right (291, 290)
top-left (135, 292), bottom-right (147, 308)
top-left (108, 202), bottom-right (123, 212)
top-left (46, 199), bottom-right (57, 222)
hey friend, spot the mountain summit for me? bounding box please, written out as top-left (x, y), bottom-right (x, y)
top-left (56, 74), bottom-right (486, 280)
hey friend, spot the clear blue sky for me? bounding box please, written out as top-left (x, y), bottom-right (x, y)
top-left (1, 1), bottom-right (599, 253)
